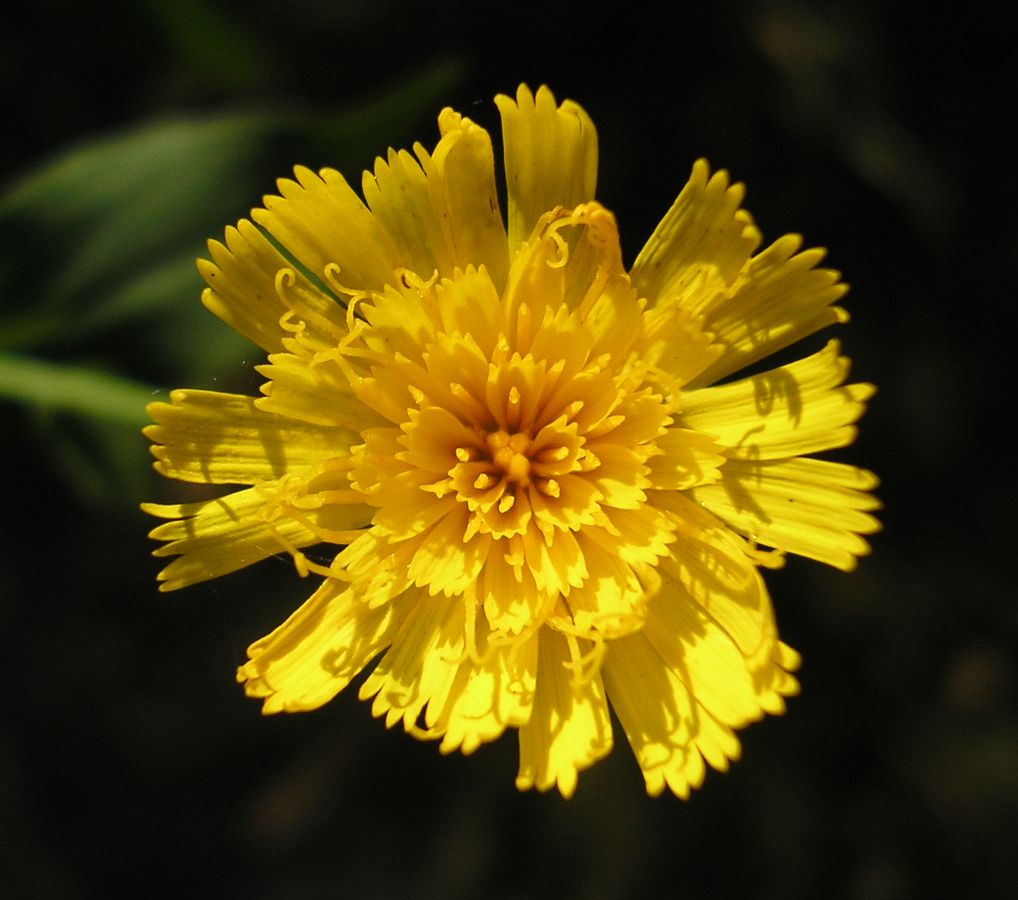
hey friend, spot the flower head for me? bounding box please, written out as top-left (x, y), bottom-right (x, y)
top-left (143, 85), bottom-right (879, 798)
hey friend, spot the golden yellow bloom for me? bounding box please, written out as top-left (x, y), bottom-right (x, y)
top-left (143, 85), bottom-right (879, 798)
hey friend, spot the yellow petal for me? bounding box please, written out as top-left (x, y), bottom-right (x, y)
top-left (500, 202), bottom-right (634, 363)
top-left (362, 147), bottom-right (446, 280)
top-left (238, 579), bottom-right (411, 713)
top-left (256, 349), bottom-right (383, 431)
top-left (429, 626), bottom-right (539, 756)
top-left (429, 266), bottom-right (503, 359)
top-left (335, 528), bottom-right (438, 609)
top-left (142, 486), bottom-right (345, 590)
top-left (630, 159), bottom-right (761, 316)
top-left (581, 269), bottom-right (647, 362)
top-left (604, 631), bottom-right (725, 798)
top-left (272, 266), bottom-right (349, 355)
top-left (521, 527), bottom-right (587, 597)
top-left (495, 84), bottom-right (598, 254)
top-left (602, 507), bottom-right (802, 794)
top-left (359, 591), bottom-right (464, 731)
top-left (349, 280), bottom-right (439, 364)
top-left (690, 457), bottom-right (881, 570)
top-left (252, 165), bottom-right (399, 289)
top-left (639, 303), bottom-right (722, 389)
top-left (584, 505), bottom-right (676, 569)
top-left (362, 110), bottom-right (508, 287)
top-left (198, 219), bottom-right (300, 353)
top-left (690, 234), bottom-right (849, 387)
top-left (144, 389), bottom-right (359, 485)
top-left (647, 426), bottom-right (726, 490)
top-left (558, 533), bottom-right (646, 638)
top-left (407, 506), bottom-right (493, 596)
top-left (643, 571), bottom-right (799, 731)
top-left (651, 490), bottom-right (781, 670)
top-left (369, 471), bottom-right (458, 540)
top-left (543, 202), bottom-right (627, 316)
top-left (480, 551), bottom-right (545, 635)
top-left (516, 629), bottom-right (613, 798)
top-left (582, 443), bottom-right (650, 509)
top-left (680, 340), bottom-right (874, 459)
top-left (596, 387), bottom-right (671, 448)
top-left (432, 109), bottom-right (510, 288)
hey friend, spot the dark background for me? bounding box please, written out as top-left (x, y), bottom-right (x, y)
top-left (2, 1), bottom-right (1014, 897)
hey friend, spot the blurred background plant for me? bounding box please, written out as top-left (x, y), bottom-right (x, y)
top-left (2, 1), bottom-right (1014, 898)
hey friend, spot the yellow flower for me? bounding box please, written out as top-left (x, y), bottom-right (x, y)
top-left (143, 85), bottom-right (879, 798)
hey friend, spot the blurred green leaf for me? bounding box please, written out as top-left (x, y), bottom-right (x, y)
top-left (0, 353), bottom-right (155, 425)
top-left (0, 59), bottom-right (462, 359)
top-left (0, 113), bottom-right (269, 339)
top-left (0, 352), bottom-right (158, 507)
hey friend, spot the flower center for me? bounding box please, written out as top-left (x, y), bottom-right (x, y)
top-left (486, 430), bottom-right (533, 485)
top-left (450, 420), bottom-right (576, 534)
